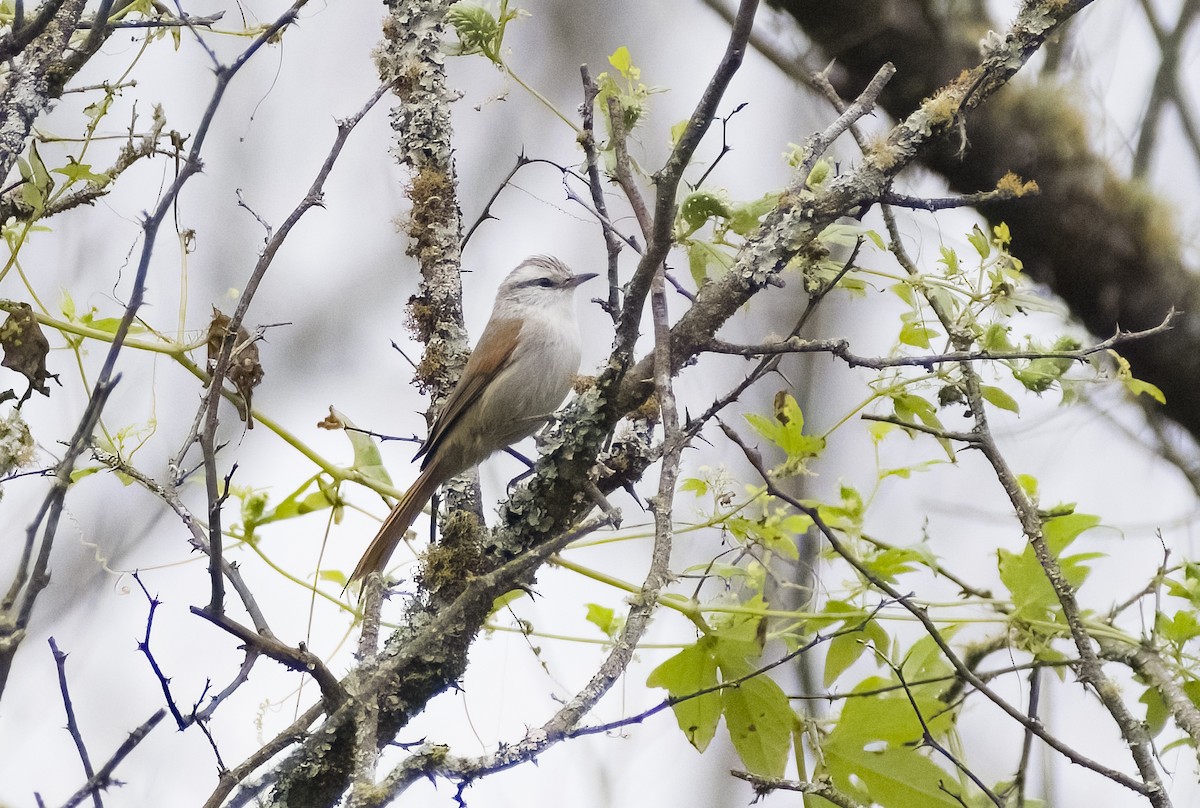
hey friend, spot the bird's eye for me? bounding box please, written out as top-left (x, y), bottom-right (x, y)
top-left (534, 278), bottom-right (554, 288)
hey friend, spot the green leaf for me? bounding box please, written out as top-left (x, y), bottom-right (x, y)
top-left (980, 384), bottom-right (1019, 413)
top-left (685, 239), bottom-right (732, 286)
top-left (979, 323), bottom-right (1014, 352)
top-left (891, 393), bottom-right (954, 459)
top-left (1155, 610), bottom-right (1200, 645)
top-left (966, 224), bottom-right (990, 259)
top-left (824, 633), bottom-right (869, 687)
top-left (1043, 512), bottom-right (1100, 554)
top-left (727, 193), bottom-right (778, 236)
top-left (898, 320), bottom-right (936, 349)
top-left (678, 189), bottom-right (731, 235)
top-left (253, 475), bottom-right (337, 528)
top-left (998, 513), bottom-right (1100, 622)
top-left (608, 45), bottom-right (632, 76)
top-left (489, 588), bottom-right (526, 615)
top-left (330, 408), bottom-right (393, 487)
top-left (900, 629), bottom-right (958, 682)
top-left (744, 392), bottom-right (825, 474)
top-left (1139, 686), bottom-right (1169, 737)
top-left (1165, 562), bottom-right (1200, 607)
top-left (70, 465), bottom-right (102, 483)
top-left (805, 158), bottom-right (831, 188)
top-left (78, 313), bottom-right (147, 335)
top-left (447, 2), bottom-right (501, 60)
top-left (317, 569), bottom-right (348, 587)
top-left (669, 119), bottom-right (689, 147)
top-left (52, 159), bottom-right (110, 186)
top-left (824, 677), bottom-right (963, 808)
top-left (585, 603), bottom-right (616, 637)
top-left (647, 639), bottom-right (722, 752)
top-left (937, 245), bottom-right (960, 275)
top-left (865, 546), bottom-right (924, 583)
top-left (1013, 336), bottom-right (1080, 392)
top-left (825, 742), bottom-right (965, 808)
top-left (889, 281), bottom-right (916, 307)
top-left (721, 673), bottom-right (794, 778)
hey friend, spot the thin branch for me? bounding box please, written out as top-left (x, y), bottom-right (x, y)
top-left (92, 448), bottom-right (273, 634)
top-left (580, 66), bottom-right (627, 319)
top-left (1012, 667), bottom-right (1042, 808)
top-left (732, 771), bottom-right (866, 808)
top-left (880, 186), bottom-right (1037, 211)
top-left (76, 11), bottom-right (224, 28)
top-left (861, 413), bottom-right (980, 444)
top-left (612, 0), bottom-right (759, 361)
top-left (883, 190), bottom-right (1172, 805)
top-left (131, 572), bottom-right (189, 730)
top-left (460, 152), bottom-right (529, 250)
top-left (700, 314), bottom-right (1174, 367)
top-left (871, 647), bottom-right (1002, 806)
top-left (48, 638), bottom-right (102, 808)
top-left (1, 0), bottom-right (309, 700)
top-left (189, 608), bottom-right (347, 712)
top-left (720, 421), bottom-right (1156, 796)
top-left (57, 710), bottom-right (166, 808)
top-left (202, 701), bottom-right (324, 808)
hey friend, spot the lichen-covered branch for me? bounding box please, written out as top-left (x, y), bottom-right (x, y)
top-left (773, 0), bottom-right (1200, 445)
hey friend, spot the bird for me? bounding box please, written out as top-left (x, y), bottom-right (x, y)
top-left (350, 255), bottom-right (597, 584)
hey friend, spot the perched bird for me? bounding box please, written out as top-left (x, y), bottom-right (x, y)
top-left (350, 255), bottom-right (596, 583)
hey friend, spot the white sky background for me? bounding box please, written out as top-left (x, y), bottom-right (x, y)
top-left (1, 0), bottom-right (1199, 806)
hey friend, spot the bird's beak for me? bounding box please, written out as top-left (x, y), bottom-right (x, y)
top-left (566, 272), bottom-right (599, 288)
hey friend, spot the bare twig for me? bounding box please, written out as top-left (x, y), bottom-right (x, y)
top-left (612, 0), bottom-right (760, 362)
top-left (579, 66), bottom-right (627, 319)
top-left (1, 0), bottom-right (309, 700)
top-left (1012, 667), bottom-right (1042, 808)
top-left (131, 572), bottom-right (189, 729)
top-left (882, 198), bottom-right (1172, 806)
top-left (202, 701), bottom-right (324, 808)
top-left (870, 646), bottom-right (1002, 806)
top-left (702, 313), bottom-right (1176, 367)
top-left (721, 421), bottom-right (1156, 796)
top-left (48, 638), bottom-right (102, 808)
top-left (57, 710), bottom-right (166, 808)
top-left (732, 770), bottom-right (866, 808)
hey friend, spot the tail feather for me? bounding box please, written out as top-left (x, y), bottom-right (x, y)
top-left (350, 465), bottom-right (442, 584)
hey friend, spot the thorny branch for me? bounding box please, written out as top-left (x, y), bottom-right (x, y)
top-left (722, 421), bottom-right (1156, 797)
top-left (57, 710), bottom-right (166, 808)
top-left (48, 638), bottom-right (101, 808)
top-left (881, 200), bottom-right (1170, 806)
top-left (0, 0), bottom-right (310, 699)
top-left (701, 313), bottom-right (1175, 369)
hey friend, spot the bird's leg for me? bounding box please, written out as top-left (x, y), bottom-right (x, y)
top-left (501, 441), bottom-right (541, 496)
top-left (428, 489), bottom-right (440, 543)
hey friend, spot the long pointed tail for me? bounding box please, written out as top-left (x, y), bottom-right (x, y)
top-left (350, 464), bottom-right (442, 584)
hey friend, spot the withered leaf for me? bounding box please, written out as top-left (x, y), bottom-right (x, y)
top-left (207, 307), bottom-right (265, 428)
top-left (1, 302), bottom-right (59, 404)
